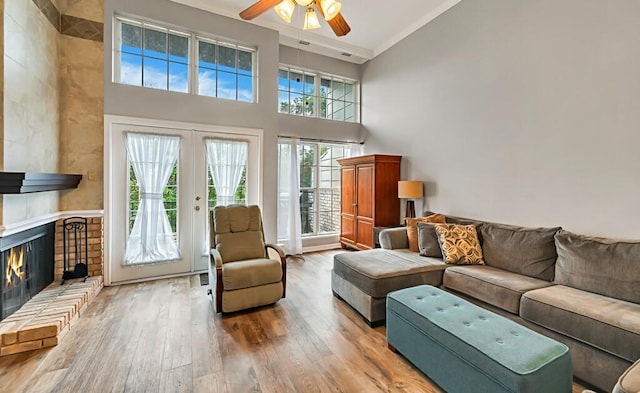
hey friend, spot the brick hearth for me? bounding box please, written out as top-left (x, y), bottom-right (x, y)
top-left (0, 276), bottom-right (103, 356)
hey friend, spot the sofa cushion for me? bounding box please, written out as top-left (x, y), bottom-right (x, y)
top-left (521, 285), bottom-right (640, 362)
top-left (406, 214), bottom-right (446, 252)
top-left (417, 222), bottom-right (442, 258)
top-left (479, 223), bottom-right (560, 281)
top-left (443, 265), bottom-right (554, 314)
top-left (333, 249), bottom-right (447, 298)
top-left (434, 224), bottom-right (484, 265)
top-left (554, 230), bottom-right (640, 304)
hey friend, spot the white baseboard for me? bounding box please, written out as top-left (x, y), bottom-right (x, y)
top-left (302, 243), bottom-right (341, 253)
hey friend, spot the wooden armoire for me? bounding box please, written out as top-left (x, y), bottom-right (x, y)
top-left (338, 154), bottom-right (401, 250)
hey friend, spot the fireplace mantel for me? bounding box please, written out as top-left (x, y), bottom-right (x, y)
top-left (0, 172), bottom-right (82, 194)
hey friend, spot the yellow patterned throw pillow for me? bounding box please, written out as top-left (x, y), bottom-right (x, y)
top-left (434, 224), bottom-right (484, 264)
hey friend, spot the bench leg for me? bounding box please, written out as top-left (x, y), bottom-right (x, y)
top-left (388, 343), bottom-right (397, 353)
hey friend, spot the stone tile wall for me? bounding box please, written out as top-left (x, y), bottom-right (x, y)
top-left (1, 0), bottom-right (60, 225)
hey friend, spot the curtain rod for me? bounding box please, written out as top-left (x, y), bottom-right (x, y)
top-left (278, 135), bottom-right (364, 145)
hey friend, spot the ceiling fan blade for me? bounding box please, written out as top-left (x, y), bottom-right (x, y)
top-left (326, 13), bottom-right (351, 37)
top-left (315, 2), bottom-right (351, 37)
top-left (239, 0), bottom-right (282, 20)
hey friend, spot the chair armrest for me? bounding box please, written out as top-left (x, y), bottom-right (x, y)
top-left (265, 243), bottom-right (286, 299)
top-left (379, 227), bottom-right (409, 250)
top-left (210, 248), bottom-right (223, 268)
top-left (265, 243), bottom-right (285, 259)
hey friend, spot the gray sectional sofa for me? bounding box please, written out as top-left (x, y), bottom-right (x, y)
top-left (330, 213), bottom-right (640, 392)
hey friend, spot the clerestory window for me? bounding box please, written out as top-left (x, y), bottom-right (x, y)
top-left (278, 66), bottom-right (359, 123)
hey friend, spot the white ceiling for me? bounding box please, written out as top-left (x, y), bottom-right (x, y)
top-left (170, 0), bottom-right (462, 64)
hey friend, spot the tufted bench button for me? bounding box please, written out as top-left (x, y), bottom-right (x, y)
top-left (496, 339), bottom-right (504, 344)
top-left (511, 331), bottom-right (520, 336)
top-left (437, 307), bottom-right (444, 312)
top-left (479, 315), bottom-right (487, 320)
top-left (463, 322), bottom-right (470, 327)
top-left (416, 296), bottom-right (424, 300)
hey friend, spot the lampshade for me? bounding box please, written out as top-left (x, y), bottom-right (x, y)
top-left (303, 7), bottom-right (321, 30)
top-left (294, 0), bottom-right (314, 6)
top-left (398, 180), bottom-right (423, 199)
top-left (321, 0), bottom-right (342, 21)
top-left (274, 0), bottom-right (295, 23)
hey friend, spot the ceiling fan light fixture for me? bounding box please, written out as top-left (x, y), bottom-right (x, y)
top-left (303, 7), bottom-right (321, 30)
top-left (321, 0), bottom-right (342, 21)
top-left (274, 0), bottom-right (295, 23)
top-left (294, 0), bottom-right (314, 6)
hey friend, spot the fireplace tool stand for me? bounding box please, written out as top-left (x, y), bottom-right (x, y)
top-left (62, 217), bottom-right (89, 284)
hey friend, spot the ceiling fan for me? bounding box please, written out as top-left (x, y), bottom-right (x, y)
top-left (240, 0), bottom-right (351, 37)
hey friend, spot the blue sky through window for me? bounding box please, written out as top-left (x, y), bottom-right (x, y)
top-left (118, 20), bottom-right (254, 102)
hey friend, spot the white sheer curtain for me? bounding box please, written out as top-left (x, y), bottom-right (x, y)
top-left (124, 133), bottom-right (181, 265)
top-left (206, 139), bottom-right (248, 206)
top-left (277, 138), bottom-right (303, 255)
top-left (345, 143), bottom-right (363, 158)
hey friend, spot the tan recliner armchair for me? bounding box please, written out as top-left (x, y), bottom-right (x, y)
top-left (208, 205), bottom-right (286, 313)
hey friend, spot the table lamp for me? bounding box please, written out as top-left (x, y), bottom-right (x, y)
top-left (398, 180), bottom-right (423, 218)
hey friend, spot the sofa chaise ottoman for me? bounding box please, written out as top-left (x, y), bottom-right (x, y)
top-left (331, 248), bottom-right (447, 325)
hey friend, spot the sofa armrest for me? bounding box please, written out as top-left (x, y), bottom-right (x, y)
top-left (380, 227), bottom-right (409, 250)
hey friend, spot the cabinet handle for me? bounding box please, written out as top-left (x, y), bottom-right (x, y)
top-left (352, 203), bottom-right (357, 207)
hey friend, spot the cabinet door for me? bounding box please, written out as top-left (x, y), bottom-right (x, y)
top-left (355, 164), bottom-right (374, 220)
top-left (340, 166), bottom-right (356, 243)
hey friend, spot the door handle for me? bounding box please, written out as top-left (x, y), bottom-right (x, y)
top-left (352, 203), bottom-right (357, 207)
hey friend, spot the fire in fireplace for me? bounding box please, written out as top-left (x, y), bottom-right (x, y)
top-left (0, 223), bottom-right (55, 320)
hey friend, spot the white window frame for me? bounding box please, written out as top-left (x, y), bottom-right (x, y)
top-left (278, 65), bottom-right (360, 123)
top-left (113, 16), bottom-right (257, 103)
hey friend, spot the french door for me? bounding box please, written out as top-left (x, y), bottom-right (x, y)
top-left (105, 118), bottom-right (261, 285)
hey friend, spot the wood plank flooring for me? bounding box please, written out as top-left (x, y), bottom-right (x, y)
top-left (0, 250), bottom-right (590, 393)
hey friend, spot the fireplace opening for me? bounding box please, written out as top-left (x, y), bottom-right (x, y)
top-left (0, 223), bottom-right (55, 321)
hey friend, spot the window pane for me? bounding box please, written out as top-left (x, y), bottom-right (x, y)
top-left (304, 74), bottom-right (315, 95)
top-left (324, 98), bottom-right (334, 119)
top-left (217, 71), bottom-right (237, 99)
top-left (238, 75), bottom-right (253, 102)
top-left (320, 78), bottom-right (331, 96)
top-left (331, 81), bottom-right (345, 100)
top-left (169, 62), bottom-right (188, 93)
top-left (120, 53), bottom-right (142, 85)
top-left (238, 50), bottom-right (252, 75)
top-left (278, 69), bottom-right (289, 90)
top-left (121, 23), bottom-right (142, 54)
top-left (278, 91), bottom-right (290, 113)
top-left (168, 34), bottom-right (188, 62)
top-left (143, 57), bottom-right (168, 90)
top-left (345, 83), bottom-right (354, 102)
top-left (345, 103), bottom-right (354, 122)
top-left (299, 190), bottom-right (315, 235)
top-left (143, 28), bottom-right (167, 59)
top-left (290, 72), bottom-right (303, 94)
top-left (289, 93), bottom-right (303, 115)
top-left (199, 41), bottom-right (216, 68)
top-left (303, 94), bottom-right (314, 116)
top-left (198, 68), bottom-right (216, 96)
top-left (218, 45), bottom-right (237, 71)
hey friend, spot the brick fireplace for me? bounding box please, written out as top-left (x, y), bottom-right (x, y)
top-left (0, 215), bottom-right (104, 356)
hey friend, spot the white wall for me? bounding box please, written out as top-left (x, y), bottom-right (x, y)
top-left (362, 0), bottom-right (640, 238)
top-left (104, 0), bottom-right (361, 242)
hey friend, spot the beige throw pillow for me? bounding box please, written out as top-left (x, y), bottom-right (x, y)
top-left (434, 223), bottom-right (484, 264)
top-left (406, 214), bottom-right (446, 252)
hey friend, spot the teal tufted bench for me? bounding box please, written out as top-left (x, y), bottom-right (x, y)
top-left (387, 285), bottom-right (573, 393)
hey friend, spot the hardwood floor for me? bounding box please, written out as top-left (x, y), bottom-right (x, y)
top-left (0, 250), bottom-right (590, 393)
